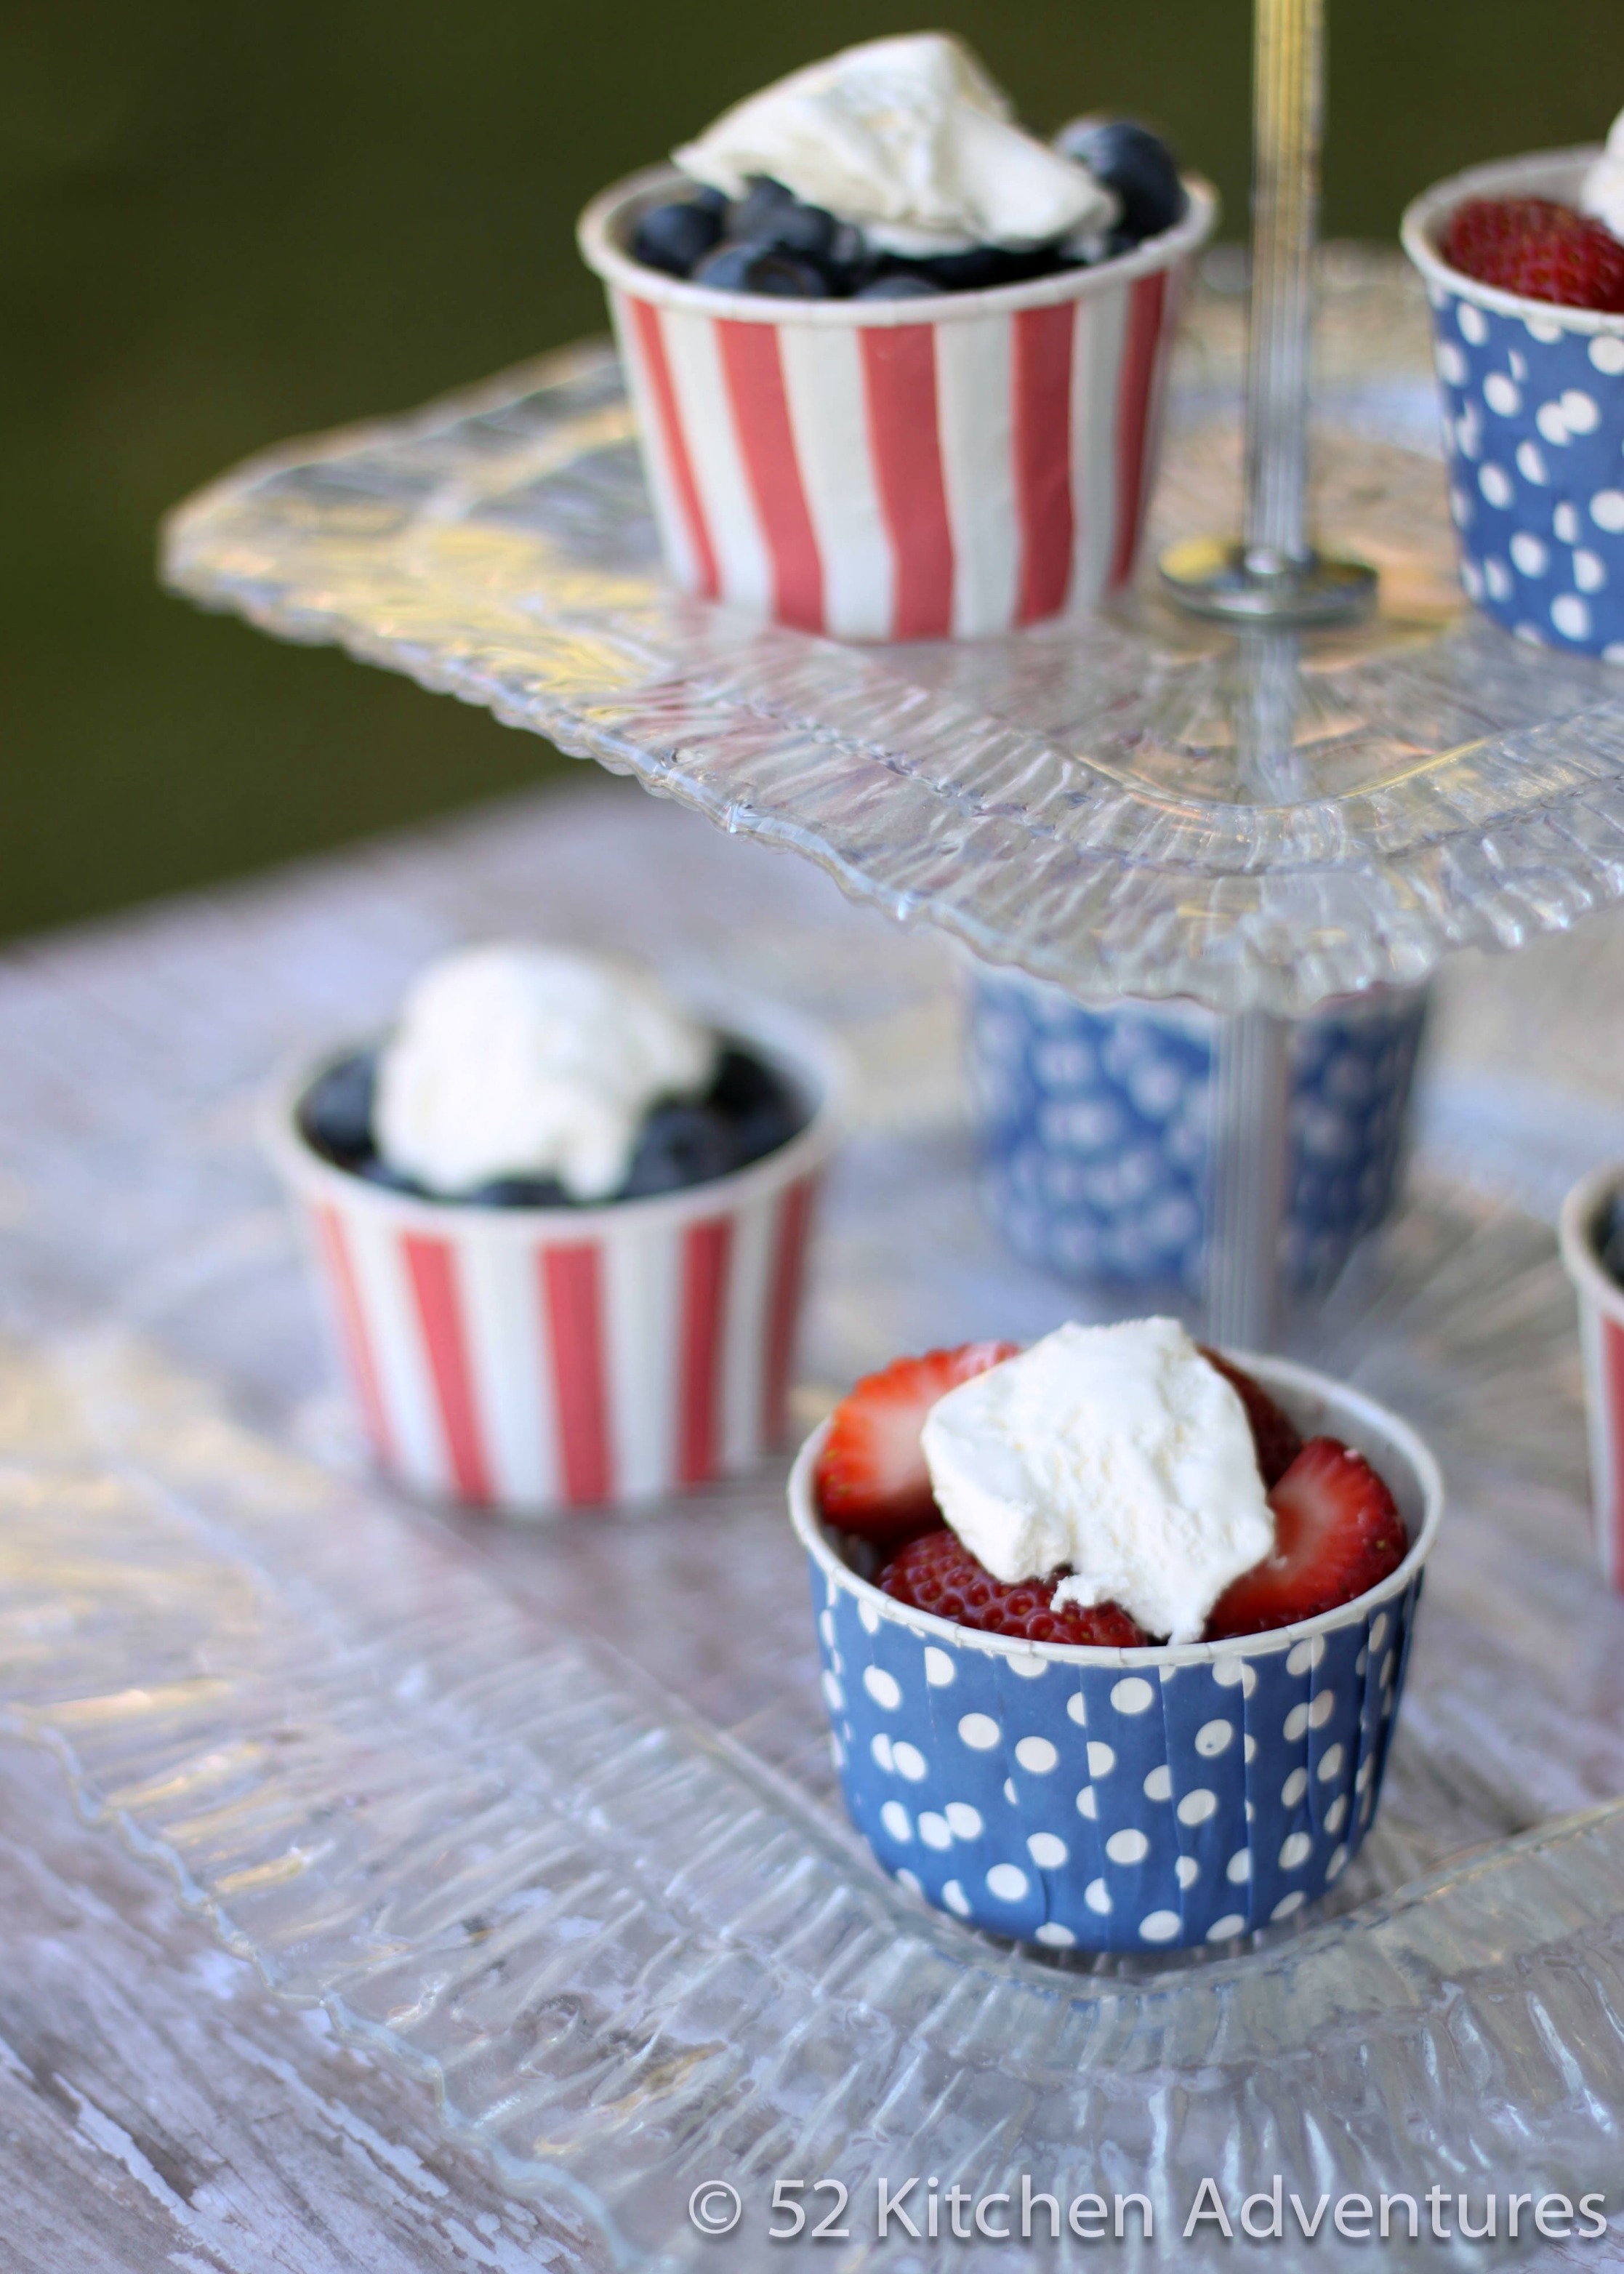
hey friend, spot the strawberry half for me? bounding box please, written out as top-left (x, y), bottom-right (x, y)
top-left (878, 1525), bottom-right (1147, 1646)
top-left (1442, 196), bottom-right (1624, 315)
top-left (1205, 1436), bottom-right (1407, 1639)
top-left (815, 1341), bottom-right (1018, 1540)
top-left (1199, 1346), bottom-right (1303, 1488)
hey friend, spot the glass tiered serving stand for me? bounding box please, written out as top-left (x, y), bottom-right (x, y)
top-left (13, 0), bottom-right (1618, 2260)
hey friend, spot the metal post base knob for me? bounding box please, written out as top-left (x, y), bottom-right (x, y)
top-left (1159, 537), bottom-right (1378, 627)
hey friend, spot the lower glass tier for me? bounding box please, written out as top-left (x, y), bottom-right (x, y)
top-left (3, 1178), bottom-right (1618, 2269)
top-left (3, 768), bottom-right (1621, 2265)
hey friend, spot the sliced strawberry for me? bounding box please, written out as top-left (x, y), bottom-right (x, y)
top-left (1442, 196), bottom-right (1624, 314)
top-left (815, 1341), bottom-right (1018, 1540)
top-left (878, 1525), bottom-right (1147, 1646)
top-left (1205, 1436), bottom-right (1407, 1639)
top-left (1199, 1345), bottom-right (1303, 1488)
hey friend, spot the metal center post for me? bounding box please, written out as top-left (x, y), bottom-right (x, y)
top-left (1160, 0), bottom-right (1377, 624)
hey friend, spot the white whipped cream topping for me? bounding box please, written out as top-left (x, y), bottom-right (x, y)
top-left (1582, 108), bottom-right (1624, 242)
top-left (674, 33), bottom-right (1115, 256)
top-left (920, 1318), bottom-right (1275, 1644)
top-left (374, 944), bottom-right (716, 1201)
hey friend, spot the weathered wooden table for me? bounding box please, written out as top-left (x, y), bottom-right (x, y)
top-left (4, 774), bottom-right (1624, 2270)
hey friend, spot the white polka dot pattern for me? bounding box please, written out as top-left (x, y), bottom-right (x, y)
top-left (968, 971), bottom-right (1428, 1303)
top-left (1015, 1735), bottom-right (1058, 1775)
top-left (1427, 275), bottom-right (1624, 656)
top-left (811, 1516), bottom-right (1425, 1953)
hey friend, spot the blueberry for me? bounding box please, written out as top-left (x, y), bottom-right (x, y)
top-left (691, 241), bottom-right (829, 297)
top-left (464, 1175), bottom-right (571, 1208)
top-left (622, 1102), bottom-right (741, 1197)
top-left (727, 176), bottom-right (799, 238)
top-left (909, 244), bottom-right (1045, 292)
top-left (765, 200), bottom-right (840, 262)
top-left (632, 197), bottom-right (725, 278)
top-left (1599, 1194), bottom-right (1624, 1287)
top-left (819, 221), bottom-right (870, 292)
top-left (299, 1051), bottom-right (377, 1164)
top-left (707, 1045), bottom-right (806, 1165)
top-left (715, 177), bottom-right (870, 289)
top-left (1054, 117), bottom-right (1186, 244)
top-left (852, 269), bottom-right (943, 300)
top-left (355, 1157), bottom-right (427, 1196)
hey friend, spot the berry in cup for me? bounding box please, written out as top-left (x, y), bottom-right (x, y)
top-left (1442, 196), bottom-right (1624, 313)
top-left (814, 1321), bottom-right (1407, 1646)
top-left (298, 943), bottom-right (808, 1209)
top-left (624, 34), bottom-right (1186, 302)
top-left (1436, 108), bottom-right (1624, 314)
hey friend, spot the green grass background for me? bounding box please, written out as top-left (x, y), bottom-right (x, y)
top-left (4, 0), bottom-right (1623, 938)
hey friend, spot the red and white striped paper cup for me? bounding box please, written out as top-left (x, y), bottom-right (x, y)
top-left (1561, 1163), bottom-right (1624, 1589)
top-left (579, 166), bottom-right (1216, 641)
top-left (268, 1005), bottom-right (847, 1516)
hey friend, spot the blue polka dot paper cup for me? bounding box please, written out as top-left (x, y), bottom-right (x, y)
top-left (791, 1357), bottom-right (1443, 1953)
top-left (1402, 148), bottom-right (1624, 659)
top-left (968, 971), bottom-right (1428, 1304)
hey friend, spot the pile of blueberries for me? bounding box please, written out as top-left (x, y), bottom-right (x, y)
top-left (300, 1040), bottom-right (809, 1205)
top-left (630, 119), bottom-right (1185, 300)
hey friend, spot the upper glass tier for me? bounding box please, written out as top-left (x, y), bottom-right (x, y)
top-left (164, 255), bottom-right (1624, 1014)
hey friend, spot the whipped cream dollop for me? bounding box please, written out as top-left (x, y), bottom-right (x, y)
top-left (920, 1318), bottom-right (1275, 1644)
top-left (1582, 108), bottom-right (1624, 242)
top-left (673, 33), bottom-right (1116, 256)
top-left (374, 944), bottom-right (716, 1201)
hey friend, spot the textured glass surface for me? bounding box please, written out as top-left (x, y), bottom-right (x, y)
top-left (3, 1192), bottom-right (1623, 2270)
top-left (163, 255), bottom-right (1624, 1016)
top-left (0, 779), bottom-right (1621, 2265)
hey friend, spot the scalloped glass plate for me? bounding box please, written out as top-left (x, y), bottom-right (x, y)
top-left (3, 1164), bottom-right (1623, 2271)
top-left (162, 255), bottom-right (1624, 1016)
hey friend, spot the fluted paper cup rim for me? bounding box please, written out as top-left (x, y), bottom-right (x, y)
top-left (790, 1351), bottom-right (1444, 1670)
top-left (579, 162), bottom-right (1218, 329)
top-left (1560, 1161), bottom-right (1624, 1324)
top-left (265, 988), bottom-right (850, 1234)
top-left (1401, 144), bottom-right (1624, 337)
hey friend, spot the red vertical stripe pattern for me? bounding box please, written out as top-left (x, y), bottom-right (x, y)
top-left (668, 1218), bottom-right (728, 1482)
top-left (717, 321), bottom-right (825, 632)
top-left (1013, 302), bottom-right (1077, 624)
top-left (1110, 270), bottom-right (1169, 590)
top-left (1604, 1317), bottom-right (1624, 1586)
top-left (762, 1176), bottom-right (816, 1447)
top-left (616, 257), bottom-right (1190, 636)
top-left (315, 1204), bottom-right (393, 1466)
top-left (678, 1218), bottom-right (733, 1485)
top-left (302, 1143), bottom-right (829, 1511)
top-left (401, 1234), bottom-right (492, 1505)
top-left (542, 1243), bottom-right (614, 1506)
top-left (859, 326), bottom-right (955, 639)
top-left (631, 300), bottom-right (720, 598)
